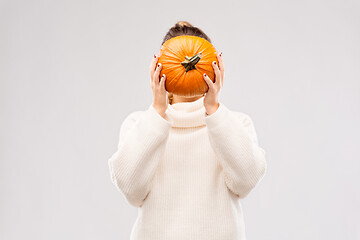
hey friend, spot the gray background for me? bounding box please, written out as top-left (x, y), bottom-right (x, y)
top-left (1, 0), bottom-right (359, 239)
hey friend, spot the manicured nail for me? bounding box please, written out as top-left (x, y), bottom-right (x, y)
top-left (154, 54), bottom-right (156, 58)
top-left (213, 61), bottom-right (216, 65)
top-left (219, 52), bottom-right (222, 56)
top-left (158, 63), bottom-right (161, 67)
top-left (204, 73), bottom-right (207, 76)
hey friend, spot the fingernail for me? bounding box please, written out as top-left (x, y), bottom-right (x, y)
top-left (204, 73), bottom-right (207, 76)
top-left (213, 61), bottom-right (216, 65)
top-left (162, 74), bottom-right (165, 77)
top-left (154, 54), bottom-right (156, 58)
top-left (219, 52), bottom-right (222, 56)
top-left (158, 63), bottom-right (161, 67)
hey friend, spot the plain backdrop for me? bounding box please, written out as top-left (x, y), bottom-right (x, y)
top-left (1, 0), bottom-right (359, 239)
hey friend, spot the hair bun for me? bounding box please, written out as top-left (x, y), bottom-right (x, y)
top-left (174, 21), bottom-right (194, 28)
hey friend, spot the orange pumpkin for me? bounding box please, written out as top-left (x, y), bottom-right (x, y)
top-left (158, 35), bottom-right (218, 97)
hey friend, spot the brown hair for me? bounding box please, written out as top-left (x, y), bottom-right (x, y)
top-left (162, 21), bottom-right (211, 104)
top-left (161, 21), bottom-right (212, 46)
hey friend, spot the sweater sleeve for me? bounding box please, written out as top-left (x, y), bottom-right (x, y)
top-left (205, 102), bottom-right (267, 199)
top-left (108, 104), bottom-right (174, 207)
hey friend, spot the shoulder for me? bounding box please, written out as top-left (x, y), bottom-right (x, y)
top-left (228, 109), bottom-right (261, 145)
top-left (125, 110), bottom-right (143, 121)
top-left (120, 104), bottom-right (171, 126)
top-left (212, 101), bottom-right (255, 127)
top-left (230, 110), bottom-right (249, 120)
top-left (119, 110), bottom-right (144, 129)
top-left (118, 105), bottom-right (174, 139)
top-left (228, 108), bottom-right (253, 126)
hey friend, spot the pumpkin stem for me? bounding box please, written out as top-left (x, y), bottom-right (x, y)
top-left (181, 52), bottom-right (203, 72)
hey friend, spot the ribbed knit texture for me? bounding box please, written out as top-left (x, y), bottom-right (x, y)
top-left (108, 96), bottom-right (267, 240)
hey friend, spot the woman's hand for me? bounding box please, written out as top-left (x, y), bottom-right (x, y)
top-left (149, 51), bottom-right (169, 118)
top-left (203, 51), bottom-right (224, 115)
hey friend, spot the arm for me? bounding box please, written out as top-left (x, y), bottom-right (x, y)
top-left (205, 102), bottom-right (267, 199)
top-left (108, 104), bottom-right (173, 207)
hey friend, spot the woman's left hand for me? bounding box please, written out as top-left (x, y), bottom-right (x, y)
top-left (203, 51), bottom-right (224, 115)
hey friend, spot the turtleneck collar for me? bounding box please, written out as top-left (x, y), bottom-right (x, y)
top-left (165, 96), bottom-right (206, 128)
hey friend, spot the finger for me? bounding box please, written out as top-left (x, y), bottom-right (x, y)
top-left (217, 51), bottom-right (225, 79)
top-left (212, 60), bottom-right (222, 89)
top-left (149, 53), bottom-right (160, 80)
top-left (203, 73), bottom-right (215, 92)
top-left (153, 62), bottom-right (162, 86)
top-left (159, 73), bottom-right (166, 90)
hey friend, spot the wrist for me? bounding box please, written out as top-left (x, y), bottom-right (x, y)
top-left (205, 102), bottom-right (220, 116)
top-left (152, 104), bottom-right (167, 118)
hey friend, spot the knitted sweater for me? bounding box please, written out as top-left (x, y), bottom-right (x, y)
top-left (108, 96), bottom-right (267, 240)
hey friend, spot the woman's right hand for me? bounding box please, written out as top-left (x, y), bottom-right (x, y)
top-left (149, 52), bottom-right (168, 118)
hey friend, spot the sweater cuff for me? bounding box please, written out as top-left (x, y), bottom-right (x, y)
top-left (204, 102), bottom-right (230, 129)
top-left (145, 104), bottom-right (174, 134)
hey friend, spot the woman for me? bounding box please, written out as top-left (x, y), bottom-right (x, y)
top-left (108, 21), bottom-right (267, 240)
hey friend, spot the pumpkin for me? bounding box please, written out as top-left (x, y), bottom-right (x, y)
top-left (158, 35), bottom-right (218, 97)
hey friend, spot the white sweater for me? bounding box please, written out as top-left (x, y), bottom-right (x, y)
top-left (108, 96), bottom-right (267, 240)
